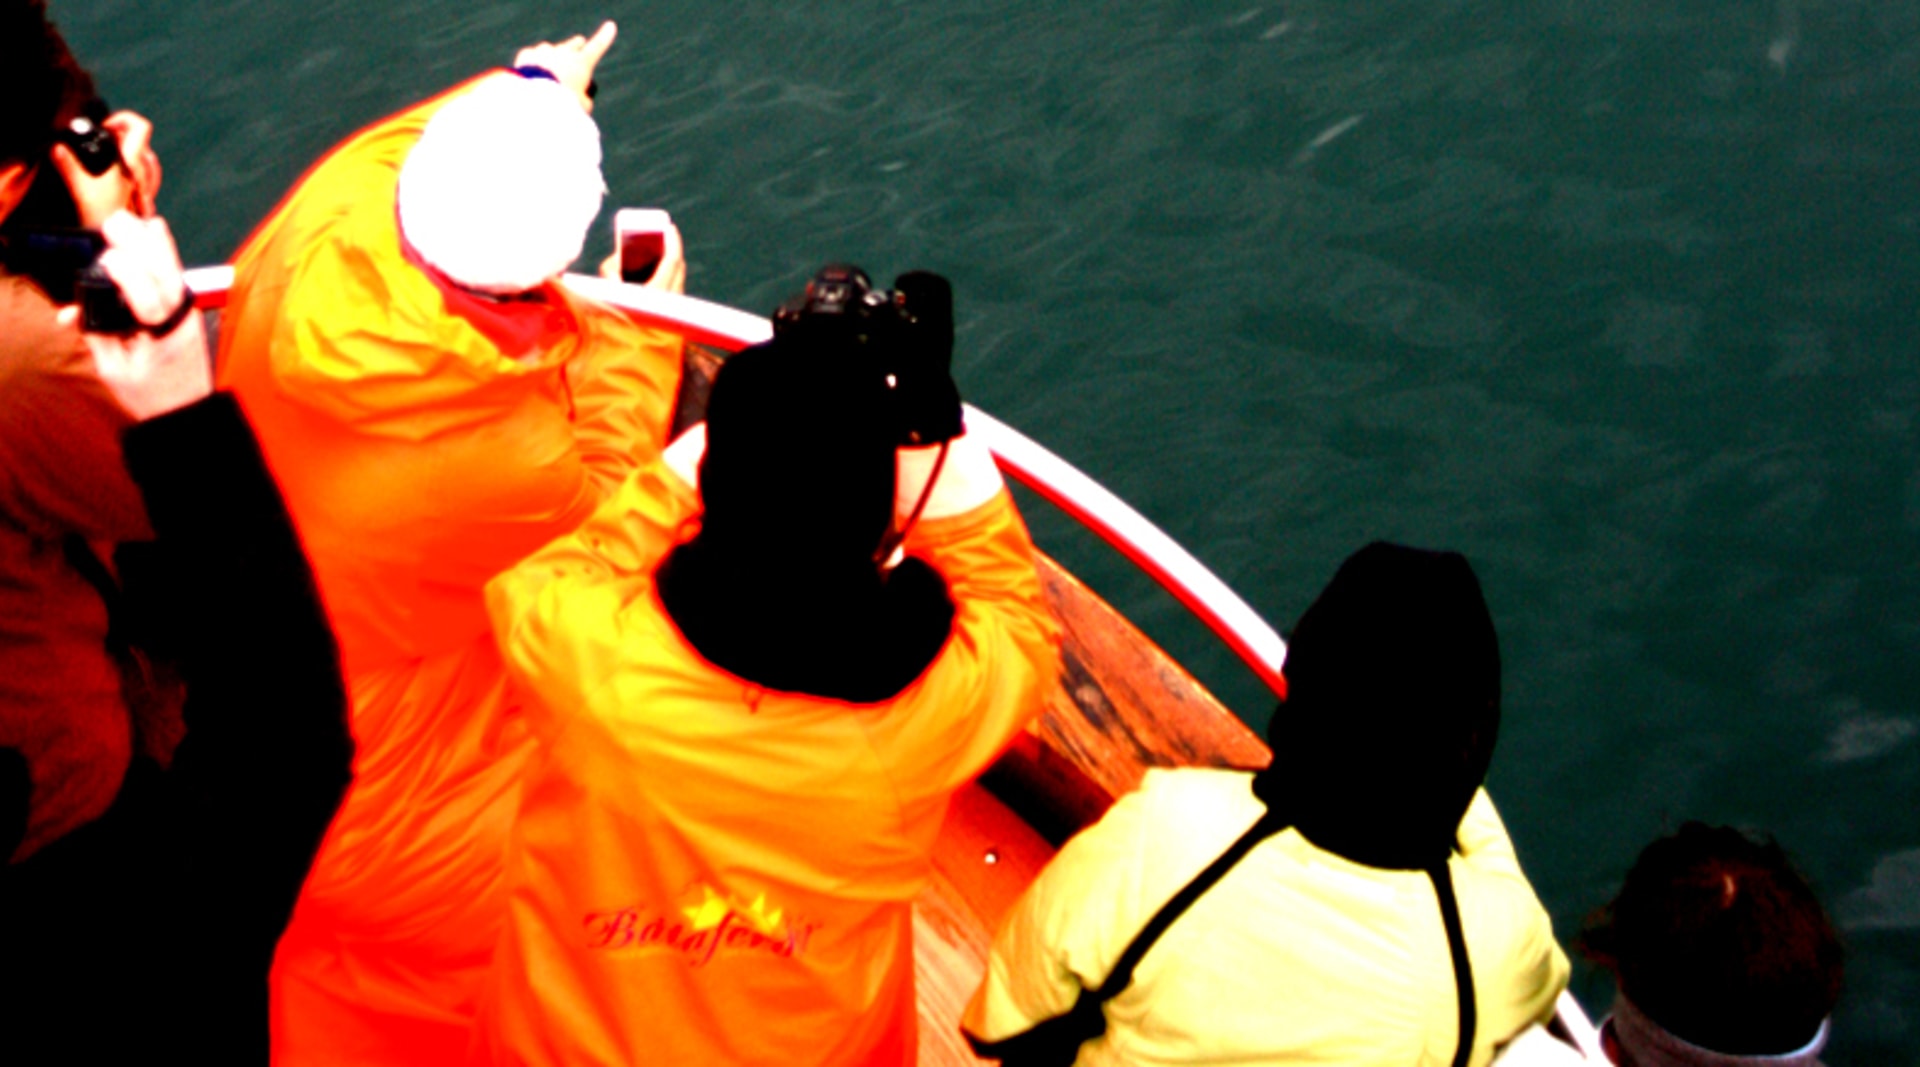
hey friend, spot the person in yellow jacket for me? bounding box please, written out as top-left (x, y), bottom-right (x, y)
top-left (216, 22), bottom-right (685, 1066)
top-left (964, 542), bottom-right (1571, 1067)
top-left (474, 267), bottom-right (1062, 1066)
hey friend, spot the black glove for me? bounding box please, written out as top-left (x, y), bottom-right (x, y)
top-left (889, 270), bottom-right (964, 446)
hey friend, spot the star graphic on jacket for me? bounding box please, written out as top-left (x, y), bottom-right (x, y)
top-left (741, 892), bottom-right (784, 937)
top-left (682, 885), bottom-right (730, 931)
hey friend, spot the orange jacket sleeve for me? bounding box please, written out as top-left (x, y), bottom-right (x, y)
top-left (561, 316), bottom-right (685, 497)
top-left (226, 72), bottom-right (680, 457)
top-left (879, 434), bottom-right (1062, 798)
top-left (484, 455), bottom-right (699, 735)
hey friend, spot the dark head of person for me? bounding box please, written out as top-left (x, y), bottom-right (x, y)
top-left (656, 267), bottom-right (959, 703)
top-left (1252, 541), bottom-right (1500, 871)
top-left (1577, 823), bottom-right (1842, 1064)
top-left (0, 0), bottom-right (101, 232)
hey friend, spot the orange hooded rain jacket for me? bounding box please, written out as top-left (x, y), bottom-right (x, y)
top-left (472, 432), bottom-right (1060, 1066)
top-left (217, 73), bottom-right (683, 1066)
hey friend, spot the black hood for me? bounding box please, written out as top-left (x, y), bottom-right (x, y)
top-left (1253, 541), bottom-right (1500, 870)
top-left (657, 335), bottom-right (953, 703)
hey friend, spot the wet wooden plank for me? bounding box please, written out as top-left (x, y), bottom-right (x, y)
top-left (915, 784), bottom-right (1054, 1065)
top-left (980, 552), bottom-right (1272, 844)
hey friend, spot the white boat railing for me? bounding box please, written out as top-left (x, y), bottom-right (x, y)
top-left (188, 265), bottom-right (1600, 1056)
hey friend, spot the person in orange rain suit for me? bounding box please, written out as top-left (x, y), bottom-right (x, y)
top-left (216, 22), bottom-right (687, 1066)
top-left (471, 268), bottom-right (1062, 1066)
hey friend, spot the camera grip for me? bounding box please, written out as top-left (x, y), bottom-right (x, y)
top-left (892, 271), bottom-right (963, 445)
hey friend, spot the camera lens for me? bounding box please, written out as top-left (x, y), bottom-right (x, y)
top-left (57, 117), bottom-right (121, 178)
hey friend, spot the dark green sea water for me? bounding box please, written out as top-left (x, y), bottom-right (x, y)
top-left (59, 0), bottom-right (1918, 1058)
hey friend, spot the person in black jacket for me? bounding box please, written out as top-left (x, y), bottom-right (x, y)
top-left (0, 206), bottom-right (354, 1062)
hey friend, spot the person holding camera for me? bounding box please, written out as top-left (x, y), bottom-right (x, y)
top-left (0, 0), bottom-right (174, 873)
top-left (469, 266), bottom-right (1061, 1066)
top-left (214, 20), bottom-right (692, 1065)
top-left (2, 205), bottom-right (353, 1064)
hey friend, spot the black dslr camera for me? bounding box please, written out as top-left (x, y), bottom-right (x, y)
top-left (773, 263), bottom-right (911, 349)
top-left (772, 264), bottom-right (962, 446)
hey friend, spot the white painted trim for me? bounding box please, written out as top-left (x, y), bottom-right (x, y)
top-left (561, 273), bottom-right (773, 350)
top-left (186, 265), bottom-right (235, 308)
top-left (962, 404), bottom-right (1290, 698)
top-left (1555, 990), bottom-right (1608, 1062)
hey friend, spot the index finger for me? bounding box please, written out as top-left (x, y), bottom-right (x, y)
top-left (103, 113), bottom-right (160, 213)
top-left (581, 20), bottom-right (617, 65)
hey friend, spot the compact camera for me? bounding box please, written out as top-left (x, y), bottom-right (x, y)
top-left (771, 264), bottom-right (963, 447)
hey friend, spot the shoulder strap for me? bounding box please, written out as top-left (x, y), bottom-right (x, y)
top-left (1426, 862), bottom-right (1478, 1067)
top-left (965, 808), bottom-right (1291, 1066)
top-left (1092, 808), bottom-right (1293, 999)
top-left (971, 812), bottom-right (1482, 1067)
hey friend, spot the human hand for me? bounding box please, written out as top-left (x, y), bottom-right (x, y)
top-left (104, 112), bottom-right (163, 216)
top-left (56, 211), bottom-right (211, 421)
top-left (514, 20), bottom-right (617, 113)
top-left (48, 110), bottom-right (162, 226)
top-left (596, 220), bottom-right (687, 294)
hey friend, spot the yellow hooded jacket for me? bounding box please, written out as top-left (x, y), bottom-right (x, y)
top-left (964, 770), bottom-right (1571, 1066)
top-left (217, 73), bottom-right (683, 1066)
top-left (472, 434), bottom-right (1061, 1066)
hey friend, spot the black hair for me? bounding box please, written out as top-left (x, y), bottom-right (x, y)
top-left (1578, 822), bottom-right (1844, 1056)
top-left (0, 0), bottom-right (98, 168)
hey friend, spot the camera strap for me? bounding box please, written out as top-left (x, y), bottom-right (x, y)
top-left (873, 439), bottom-right (950, 568)
top-left (968, 806), bottom-right (1479, 1067)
